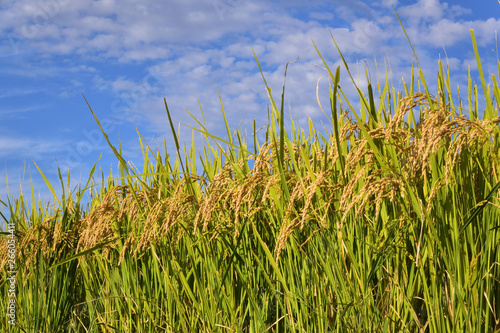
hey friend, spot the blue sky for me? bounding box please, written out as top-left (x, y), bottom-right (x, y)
top-left (1, 0), bottom-right (500, 219)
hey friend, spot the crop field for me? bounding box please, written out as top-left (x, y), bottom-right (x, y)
top-left (1, 28), bottom-right (500, 332)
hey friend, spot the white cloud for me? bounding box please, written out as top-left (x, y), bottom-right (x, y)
top-left (461, 57), bottom-right (478, 71)
top-left (471, 18), bottom-right (500, 46)
top-left (43, 0), bottom-right (482, 145)
top-left (449, 5), bottom-right (473, 18)
top-left (1, 0), bottom-right (402, 63)
top-left (425, 19), bottom-right (470, 47)
top-left (309, 12), bottom-right (334, 21)
top-left (111, 77), bottom-right (141, 92)
top-left (0, 136), bottom-right (67, 159)
top-left (399, 0), bottom-right (446, 23)
top-left (395, 15), bottom-right (500, 50)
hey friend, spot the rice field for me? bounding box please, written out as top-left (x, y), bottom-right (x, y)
top-left (1, 29), bottom-right (499, 332)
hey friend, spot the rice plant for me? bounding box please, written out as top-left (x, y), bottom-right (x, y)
top-left (1, 27), bottom-right (499, 332)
